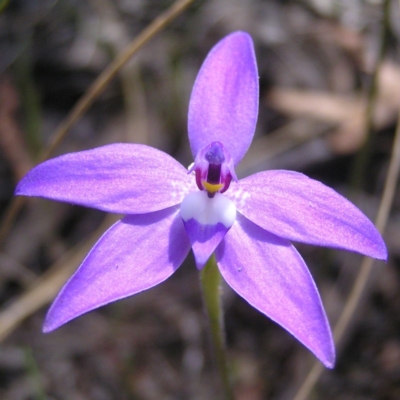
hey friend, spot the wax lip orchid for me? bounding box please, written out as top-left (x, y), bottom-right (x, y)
top-left (16, 31), bottom-right (387, 368)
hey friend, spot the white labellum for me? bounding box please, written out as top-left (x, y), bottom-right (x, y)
top-left (180, 191), bottom-right (236, 228)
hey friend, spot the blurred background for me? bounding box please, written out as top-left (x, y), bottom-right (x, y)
top-left (0, 0), bottom-right (399, 399)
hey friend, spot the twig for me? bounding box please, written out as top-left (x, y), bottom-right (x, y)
top-left (293, 2), bottom-right (394, 399)
top-left (41, 0), bottom-right (194, 161)
top-left (0, 215), bottom-right (118, 342)
top-left (0, 0), bottom-right (195, 246)
top-left (0, 77), bottom-right (33, 181)
top-left (293, 96), bottom-right (400, 400)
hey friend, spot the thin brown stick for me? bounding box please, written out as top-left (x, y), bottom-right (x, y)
top-left (40, 0), bottom-right (194, 161)
top-left (293, 99), bottom-right (400, 400)
top-left (0, 214), bottom-right (118, 341)
top-left (293, 2), bottom-right (393, 398)
top-left (0, 0), bottom-right (195, 246)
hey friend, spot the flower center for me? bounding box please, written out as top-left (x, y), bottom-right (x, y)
top-left (181, 142), bottom-right (237, 267)
top-left (192, 142), bottom-right (236, 198)
top-left (180, 191), bottom-right (236, 227)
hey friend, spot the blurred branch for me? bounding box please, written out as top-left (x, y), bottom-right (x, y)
top-left (267, 61), bottom-right (400, 155)
top-left (240, 118), bottom-right (333, 175)
top-left (39, 0), bottom-right (194, 161)
top-left (0, 253), bottom-right (37, 288)
top-left (293, 89), bottom-right (400, 400)
top-left (0, 0), bottom-right (195, 247)
top-left (0, 77), bottom-right (33, 182)
top-left (91, 0), bottom-right (150, 145)
top-left (0, 215), bottom-right (118, 342)
top-left (293, 3), bottom-right (396, 399)
top-left (13, 38), bottom-right (42, 156)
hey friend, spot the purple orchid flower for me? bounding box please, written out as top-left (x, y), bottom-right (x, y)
top-left (16, 31), bottom-right (386, 368)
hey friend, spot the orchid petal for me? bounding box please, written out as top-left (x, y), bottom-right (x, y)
top-left (183, 219), bottom-right (229, 269)
top-left (180, 191), bottom-right (236, 227)
top-left (188, 31), bottom-right (259, 165)
top-left (216, 214), bottom-right (335, 367)
top-left (43, 206), bottom-right (190, 332)
top-left (228, 171), bottom-right (387, 260)
top-left (16, 144), bottom-right (195, 214)
top-left (180, 191), bottom-right (236, 268)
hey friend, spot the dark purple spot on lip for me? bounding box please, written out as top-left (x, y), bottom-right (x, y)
top-left (207, 163), bottom-right (221, 185)
top-left (205, 142), bottom-right (224, 191)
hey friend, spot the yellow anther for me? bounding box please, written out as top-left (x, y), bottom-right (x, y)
top-left (202, 181), bottom-right (224, 193)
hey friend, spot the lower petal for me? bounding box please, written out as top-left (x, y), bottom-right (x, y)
top-left (216, 214), bottom-right (335, 367)
top-left (44, 206), bottom-right (190, 332)
top-left (183, 219), bottom-right (228, 269)
top-left (181, 191), bottom-right (236, 269)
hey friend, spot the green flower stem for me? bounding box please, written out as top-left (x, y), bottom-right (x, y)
top-left (200, 255), bottom-right (234, 400)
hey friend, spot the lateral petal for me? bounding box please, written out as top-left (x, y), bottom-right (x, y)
top-left (228, 170), bottom-right (387, 260)
top-left (216, 214), bottom-right (335, 367)
top-left (16, 144), bottom-right (195, 214)
top-left (44, 206), bottom-right (190, 332)
top-left (188, 31), bottom-right (259, 165)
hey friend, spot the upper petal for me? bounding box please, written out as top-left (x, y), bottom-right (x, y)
top-left (44, 206), bottom-right (191, 332)
top-left (228, 170), bottom-right (387, 260)
top-left (188, 31), bottom-right (259, 165)
top-left (16, 144), bottom-right (195, 214)
top-left (216, 214), bottom-right (335, 367)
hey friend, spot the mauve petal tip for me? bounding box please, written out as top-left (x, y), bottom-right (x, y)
top-left (42, 320), bottom-right (57, 334)
top-left (323, 341), bottom-right (336, 368)
top-left (228, 30), bottom-right (251, 40)
top-left (324, 357), bottom-right (335, 369)
top-left (379, 242), bottom-right (388, 262)
top-left (14, 180), bottom-right (25, 196)
top-left (194, 256), bottom-right (208, 270)
top-left (365, 231), bottom-right (387, 261)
